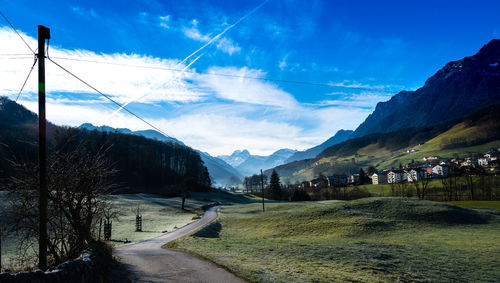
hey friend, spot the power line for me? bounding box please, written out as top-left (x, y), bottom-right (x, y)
top-left (0, 53), bottom-right (33, 56)
top-left (48, 56), bottom-right (399, 93)
top-left (16, 56), bottom-right (38, 101)
top-left (0, 10), bottom-right (35, 54)
top-left (47, 57), bottom-right (176, 140)
top-left (46, 55), bottom-right (496, 103)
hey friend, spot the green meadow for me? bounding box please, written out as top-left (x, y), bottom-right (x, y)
top-left (169, 198), bottom-right (500, 282)
top-left (0, 190), bottom-right (254, 267)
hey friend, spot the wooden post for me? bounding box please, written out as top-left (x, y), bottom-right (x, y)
top-left (0, 230), bottom-right (2, 273)
top-left (38, 25), bottom-right (50, 271)
top-left (98, 218), bottom-right (102, 241)
top-left (260, 169), bottom-right (265, 212)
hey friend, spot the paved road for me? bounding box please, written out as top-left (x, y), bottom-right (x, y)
top-left (114, 206), bottom-right (246, 283)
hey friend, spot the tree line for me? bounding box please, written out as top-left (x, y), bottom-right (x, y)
top-left (0, 97), bottom-right (211, 195)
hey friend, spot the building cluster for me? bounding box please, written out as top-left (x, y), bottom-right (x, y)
top-left (372, 150), bottom-right (499, 184)
top-left (297, 150), bottom-right (499, 187)
top-left (300, 174), bottom-right (359, 188)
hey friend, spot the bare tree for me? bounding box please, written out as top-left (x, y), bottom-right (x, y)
top-left (2, 142), bottom-right (117, 267)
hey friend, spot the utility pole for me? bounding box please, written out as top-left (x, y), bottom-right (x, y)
top-left (38, 25), bottom-right (50, 271)
top-left (260, 169), bottom-right (265, 212)
top-left (0, 230), bottom-right (2, 273)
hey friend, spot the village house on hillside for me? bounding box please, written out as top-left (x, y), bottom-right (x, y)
top-left (406, 168), bottom-right (428, 182)
top-left (371, 172), bottom-right (388, 184)
top-left (299, 150), bottom-right (498, 187)
top-left (327, 175), bottom-right (348, 186)
top-left (387, 170), bottom-right (407, 183)
top-left (432, 164), bottom-right (450, 177)
top-left (348, 174), bottom-right (359, 184)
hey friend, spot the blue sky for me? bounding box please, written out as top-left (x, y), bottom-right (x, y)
top-left (0, 0), bottom-right (499, 155)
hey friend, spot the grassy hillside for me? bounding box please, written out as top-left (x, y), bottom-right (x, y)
top-left (271, 104), bottom-right (500, 183)
top-left (170, 198), bottom-right (500, 282)
top-left (0, 191), bottom-right (254, 268)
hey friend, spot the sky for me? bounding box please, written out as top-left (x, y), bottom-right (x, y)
top-left (0, 0), bottom-right (499, 156)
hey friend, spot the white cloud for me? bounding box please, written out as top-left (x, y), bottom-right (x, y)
top-left (198, 66), bottom-right (299, 109)
top-left (215, 37), bottom-right (240, 55)
top-left (328, 80), bottom-right (402, 92)
top-left (0, 27), bottom-right (377, 157)
top-left (182, 25), bottom-right (211, 42)
top-left (182, 20), bottom-right (241, 55)
top-left (279, 57), bottom-right (287, 70)
top-left (18, 99), bottom-right (148, 131)
top-left (159, 15), bottom-right (171, 29)
top-left (318, 92), bottom-right (392, 108)
top-left (0, 28), bottom-right (205, 104)
top-left (71, 6), bottom-right (99, 18)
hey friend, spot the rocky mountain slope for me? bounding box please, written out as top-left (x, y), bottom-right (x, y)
top-left (285, 129), bottom-right (353, 163)
top-left (352, 39), bottom-right (500, 138)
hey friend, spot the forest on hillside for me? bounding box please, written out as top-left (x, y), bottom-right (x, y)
top-left (0, 97), bottom-right (211, 195)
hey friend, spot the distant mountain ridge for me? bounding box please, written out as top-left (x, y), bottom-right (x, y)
top-left (79, 123), bottom-right (185, 145)
top-left (79, 123), bottom-right (242, 186)
top-left (218, 149), bottom-right (251, 167)
top-left (352, 39), bottom-right (500, 138)
top-left (219, 148), bottom-right (297, 176)
top-left (285, 129), bottom-right (353, 163)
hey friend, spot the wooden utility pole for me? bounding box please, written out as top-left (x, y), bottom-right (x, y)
top-left (38, 25), bottom-right (50, 271)
top-left (260, 169), bottom-right (265, 212)
top-left (0, 231), bottom-right (2, 273)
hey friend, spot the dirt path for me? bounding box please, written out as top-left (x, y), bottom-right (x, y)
top-left (114, 206), bottom-right (246, 283)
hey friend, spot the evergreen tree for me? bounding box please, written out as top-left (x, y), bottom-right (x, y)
top-left (359, 168), bottom-right (366, 185)
top-left (270, 169), bottom-right (281, 200)
top-left (202, 167), bottom-right (211, 188)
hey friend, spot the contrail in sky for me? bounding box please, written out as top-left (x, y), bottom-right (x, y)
top-left (178, 0), bottom-right (269, 66)
top-left (107, 0), bottom-right (268, 121)
top-left (106, 52), bottom-right (206, 120)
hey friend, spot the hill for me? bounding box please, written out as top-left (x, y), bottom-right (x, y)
top-left (79, 123), bottom-right (242, 187)
top-left (0, 97), bottom-right (210, 195)
top-left (353, 39), bottom-right (500, 138)
top-left (170, 198), bottom-right (500, 282)
top-left (79, 123), bottom-right (185, 145)
top-left (285, 129), bottom-right (353, 163)
top-left (268, 103), bottom-right (500, 182)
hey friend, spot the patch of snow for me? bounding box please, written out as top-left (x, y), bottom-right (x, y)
top-left (490, 62), bottom-right (499, 67)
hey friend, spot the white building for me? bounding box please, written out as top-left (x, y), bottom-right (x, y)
top-left (432, 165), bottom-right (450, 177)
top-left (387, 170), bottom-right (407, 183)
top-left (372, 173), bottom-right (388, 184)
top-left (478, 158), bottom-right (489, 166)
top-left (406, 169), bottom-right (427, 182)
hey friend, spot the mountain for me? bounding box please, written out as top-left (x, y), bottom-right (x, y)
top-left (78, 123), bottom-right (241, 187)
top-left (267, 103), bottom-right (500, 183)
top-left (79, 123), bottom-right (185, 145)
top-left (285, 130), bottom-right (353, 163)
top-left (218, 148), bottom-right (297, 177)
top-left (196, 151), bottom-right (243, 187)
top-left (218, 149), bottom-right (251, 167)
top-left (352, 39), bottom-right (500, 138)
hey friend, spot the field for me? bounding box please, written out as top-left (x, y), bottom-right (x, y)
top-left (0, 190), bottom-right (254, 267)
top-left (169, 198), bottom-right (500, 282)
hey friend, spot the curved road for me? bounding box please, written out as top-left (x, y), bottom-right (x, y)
top-left (114, 206), bottom-right (246, 283)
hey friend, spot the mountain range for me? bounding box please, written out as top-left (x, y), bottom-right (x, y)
top-left (218, 149), bottom-right (298, 176)
top-left (265, 39), bottom-right (500, 182)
